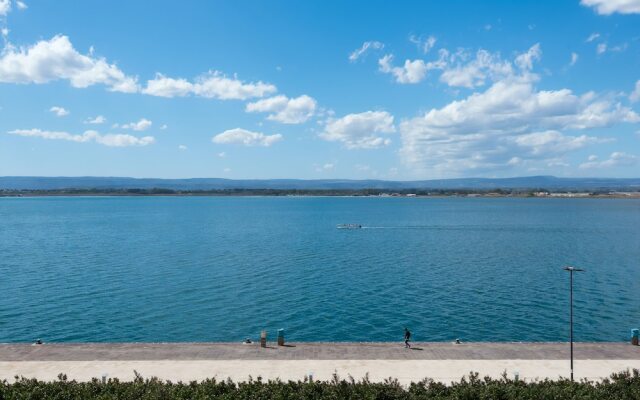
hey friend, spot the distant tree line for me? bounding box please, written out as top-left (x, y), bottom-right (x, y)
top-left (1, 187), bottom-right (637, 197)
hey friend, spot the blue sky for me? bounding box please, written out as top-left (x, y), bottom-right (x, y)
top-left (0, 0), bottom-right (639, 179)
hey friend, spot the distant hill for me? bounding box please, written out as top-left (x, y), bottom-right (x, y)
top-left (1, 176), bottom-right (640, 191)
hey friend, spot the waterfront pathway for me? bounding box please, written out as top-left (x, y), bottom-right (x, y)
top-left (1, 342), bottom-right (639, 383)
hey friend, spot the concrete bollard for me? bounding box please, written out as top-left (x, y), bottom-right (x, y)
top-left (260, 330), bottom-right (267, 348)
top-left (631, 329), bottom-right (639, 345)
top-left (277, 329), bottom-right (285, 346)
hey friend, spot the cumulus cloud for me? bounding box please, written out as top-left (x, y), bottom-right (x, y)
top-left (0, 0), bottom-right (10, 16)
top-left (49, 106), bottom-right (69, 117)
top-left (630, 80), bottom-right (640, 102)
top-left (580, 152), bottom-right (639, 168)
top-left (142, 72), bottom-right (276, 100)
top-left (8, 128), bottom-right (155, 147)
top-left (349, 41), bottom-right (384, 62)
top-left (245, 94), bottom-right (317, 124)
top-left (440, 49), bottom-right (513, 88)
top-left (399, 73), bottom-right (639, 177)
top-left (581, 0), bottom-right (640, 14)
top-left (378, 55), bottom-right (428, 84)
top-left (321, 110), bottom-right (395, 149)
top-left (0, 35), bottom-right (139, 93)
top-left (436, 44), bottom-right (539, 89)
top-left (85, 115), bottom-right (106, 124)
top-left (510, 130), bottom-right (609, 155)
top-left (178, 144), bottom-right (187, 151)
top-left (121, 118), bottom-right (152, 131)
top-left (212, 128), bottom-right (282, 147)
top-left (0, 33), bottom-right (277, 103)
top-left (409, 35), bottom-right (437, 54)
top-left (15, 1), bottom-right (26, 10)
top-left (514, 43), bottom-right (541, 70)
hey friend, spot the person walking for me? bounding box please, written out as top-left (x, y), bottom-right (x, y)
top-left (404, 327), bottom-right (411, 348)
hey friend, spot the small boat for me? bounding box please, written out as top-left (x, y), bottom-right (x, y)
top-left (336, 223), bottom-right (362, 229)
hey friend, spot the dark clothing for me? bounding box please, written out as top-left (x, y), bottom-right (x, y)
top-left (404, 329), bottom-right (411, 348)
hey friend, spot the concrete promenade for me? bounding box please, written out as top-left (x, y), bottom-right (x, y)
top-left (1, 342), bottom-right (639, 384)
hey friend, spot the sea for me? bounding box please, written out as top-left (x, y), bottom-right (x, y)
top-left (1, 196), bottom-right (639, 343)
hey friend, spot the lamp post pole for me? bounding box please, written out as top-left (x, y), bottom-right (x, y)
top-left (563, 266), bottom-right (584, 382)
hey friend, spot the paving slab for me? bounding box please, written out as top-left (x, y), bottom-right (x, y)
top-left (0, 342), bottom-right (638, 361)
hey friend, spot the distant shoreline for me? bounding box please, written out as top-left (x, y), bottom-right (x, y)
top-left (2, 191), bottom-right (640, 199)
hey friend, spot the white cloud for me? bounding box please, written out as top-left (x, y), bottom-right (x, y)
top-left (349, 41), bottom-right (384, 62)
top-left (212, 128), bottom-right (282, 147)
top-left (586, 32), bottom-right (601, 42)
top-left (409, 35), bottom-right (437, 54)
top-left (597, 43), bottom-right (608, 54)
top-left (630, 80), bottom-right (640, 102)
top-left (399, 74), bottom-right (639, 177)
top-left (514, 43), bottom-right (541, 70)
top-left (611, 43), bottom-right (628, 52)
top-left (580, 152), bottom-right (639, 168)
top-left (121, 118), bottom-right (152, 131)
top-left (143, 71), bottom-right (276, 100)
top-left (8, 128), bottom-right (155, 147)
top-left (49, 106), bottom-right (69, 117)
top-left (440, 49), bottom-right (513, 88)
top-left (321, 110), bottom-right (395, 149)
top-left (315, 163), bottom-right (335, 172)
top-left (16, 1), bottom-right (26, 10)
top-left (178, 144), bottom-right (187, 150)
top-left (160, 124), bottom-right (168, 130)
top-left (0, 0), bottom-right (10, 16)
top-left (436, 45), bottom-right (539, 89)
top-left (217, 152), bottom-right (226, 158)
top-left (570, 52), bottom-right (579, 66)
top-left (0, 35), bottom-right (139, 93)
top-left (142, 75), bottom-right (191, 97)
top-left (378, 54), bottom-right (428, 84)
top-left (511, 130), bottom-right (608, 155)
top-left (85, 115), bottom-right (106, 124)
top-left (245, 94), bottom-right (317, 124)
top-left (581, 0), bottom-right (640, 14)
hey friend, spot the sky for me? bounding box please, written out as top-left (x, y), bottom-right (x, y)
top-left (0, 0), bottom-right (639, 180)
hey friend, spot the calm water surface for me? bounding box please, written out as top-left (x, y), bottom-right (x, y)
top-left (1, 196), bottom-right (639, 343)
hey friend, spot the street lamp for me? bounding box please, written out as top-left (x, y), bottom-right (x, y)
top-left (563, 266), bottom-right (584, 382)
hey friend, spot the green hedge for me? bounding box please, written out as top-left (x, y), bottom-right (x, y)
top-left (2, 369), bottom-right (640, 399)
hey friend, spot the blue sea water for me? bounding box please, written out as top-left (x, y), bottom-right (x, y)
top-left (1, 196), bottom-right (639, 343)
